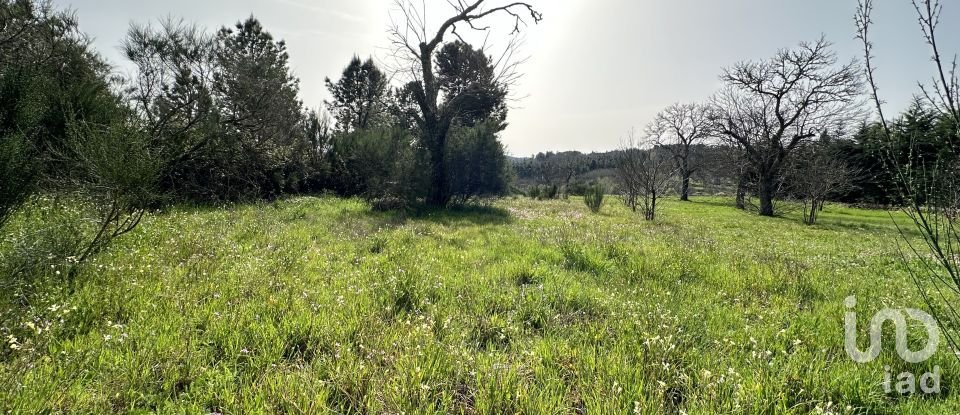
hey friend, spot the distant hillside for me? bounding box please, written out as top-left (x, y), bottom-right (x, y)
top-left (508, 146), bottom-right (735, 196)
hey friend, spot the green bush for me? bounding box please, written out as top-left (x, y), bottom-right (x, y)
top-left (63, 118), bottom-right (161, 273)
top-left (445, 121), bottom-right (512, 204)
top-left (326, 127), bottom-right (425, 207)
top-left (0, 134), bottom-right (33, 227)
top-left (527, 186), bottom-right (541, 199)
top-left (529, 184), bottom-right (559, 200)
top-left (584, 183), bottom-right (604, 213)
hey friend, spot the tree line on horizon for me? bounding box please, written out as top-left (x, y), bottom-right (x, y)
top-left (512, 99), bottom-right (956, 219)
top-left (513, 31), bottom-right (956, 225)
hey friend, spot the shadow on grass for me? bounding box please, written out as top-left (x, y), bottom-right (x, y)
top-left (335, 202), bottom-right (514, 231)
top-left (686, 198), bottom-right (739, 209)
top-left (804, 215), bottom-right (924, 238)
top-left (407, 203), bottom-right (514, 227)
top-left (683, 198), bottom-right (922, 238)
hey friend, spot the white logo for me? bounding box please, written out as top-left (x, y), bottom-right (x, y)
top-left (843, 296), bottom-right (939, 363)
top-left (843, 295), bottom-right (942, 394)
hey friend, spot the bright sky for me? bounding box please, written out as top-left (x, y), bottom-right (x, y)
top-left (55, 0), bottom-right (960, 156)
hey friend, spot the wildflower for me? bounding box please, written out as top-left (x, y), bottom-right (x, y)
top-left (7, 335), bottom-right (20, 350)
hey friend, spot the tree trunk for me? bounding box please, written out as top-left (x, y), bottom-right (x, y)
top-left (808, 199), bottom-right (821, 224)
top-left (735, 173), bottom-right (747, 210)
top-left (757, 172), bottom-right (776, 217)
top-left (651, 192), bottom-right (656, 220)
top-left (680, 159), bottom-right (690, 201)
top-left (425, 125), bottom-right (449, 207)
top-left (647, 189), bottom-right (657, 220)
top-left (417, 43), bottom-right (451, 208)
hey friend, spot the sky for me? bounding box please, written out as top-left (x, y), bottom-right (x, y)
top-left (54, 0), bottom-right (960, 156)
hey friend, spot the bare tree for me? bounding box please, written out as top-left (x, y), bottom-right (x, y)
top-left (711, 37), bottom-right (863, 216)
top-left (615, 130), bottom-right (675, 220)
top-left (387, 0), bottom-right (542, 206)
top-left (647, 102), bottom-right (712, 201)
top-left (856, 0), bottom-right (960, 354)
top-left (786, 141), bottom-right (858, 225)
top-left (708, 142), bottom-right (753, 210)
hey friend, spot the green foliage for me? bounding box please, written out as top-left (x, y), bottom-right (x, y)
top-left (436, 41), bottom-right (508, 126)
top-left (528, 184), bottom-right (558, 200)
top-left (0, 134), bottom-right (33, 227)
top-left (62, 118), bottom-right (161, 273)
top-left (324, 56), bottom-right (390, 132)
top-left (67, 119), bottom-right (160, 206)
top-left (0, 0), bottom-right (155, 292)
top-left (0, 0), bottom-right (120, 222)
top-left (831, 105), bottom-right (959, 206)
top-left (0, 0), bottom-right (165, 298)
top-left (583, 183), bottom-right (604, 213)
top-left (326, 127), bottom-right (425, 206)
top-left (445, 121), bottom-right (512, 204)
top-left (122, 16), bottom-right (310, 202)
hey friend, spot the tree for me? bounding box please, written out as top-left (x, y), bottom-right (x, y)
top-left (122, 18), bottom-right (219, 199)
top-left (786, 138), bottom-right (858, 225)
top-left (0, 1), bottom-right (162, 289)
top-left (387, 0), bottom-right (541, 207)
top-left (299, 108), bottom-right (333, 191)
top-left (647, 102), bottom-right (712, 201)
top-left (213, 16), bottom-right (306, 198)
top-left (857, 0), bottom-right (960, 355)
top-left (123, 16), bottom-right (308, 200)
top-left (615, 131), bottom-right (675, 221)
top-left (325, 56), bottom-right (390, 133)
top-left (1, 0), bottom-right (120, 225)
top-left (711, 37), bottom-right (862, 216)
top-left (63, 117), bottom-right (161, 284)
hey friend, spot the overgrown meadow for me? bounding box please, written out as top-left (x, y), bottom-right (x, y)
top-left (1, 196), bottom-right (956, 414)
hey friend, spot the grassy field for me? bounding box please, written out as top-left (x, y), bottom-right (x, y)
top-left (1, 195), bottom-right (957, 414)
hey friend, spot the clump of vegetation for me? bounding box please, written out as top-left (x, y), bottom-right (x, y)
top-left (583, 183), bottom-right (604, 213)
top-left (527, 184), bottom-right (559, 200)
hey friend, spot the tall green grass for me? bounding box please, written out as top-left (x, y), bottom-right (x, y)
top-left (0, 196), bottom-right (955, 413)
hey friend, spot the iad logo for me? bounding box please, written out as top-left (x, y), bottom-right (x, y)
top-left (843, 296), bottom-right (942, 394)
